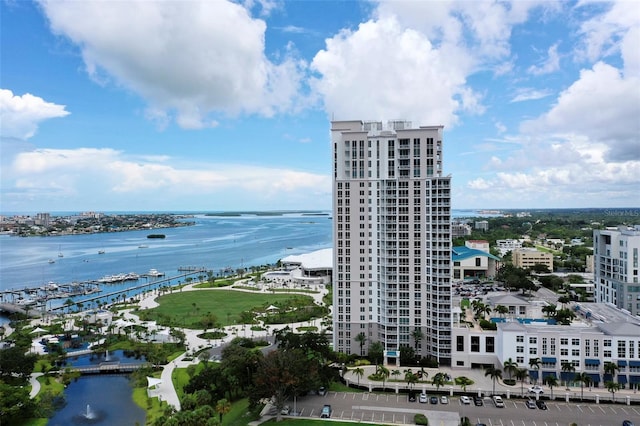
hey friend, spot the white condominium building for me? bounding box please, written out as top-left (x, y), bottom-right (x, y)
top-left (594, 225), bottom-right (640, 315)
top-left (331, 120), bottom-right (452, 365)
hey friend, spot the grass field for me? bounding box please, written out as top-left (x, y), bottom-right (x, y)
top-left (137, 290), bottom-right (314, 328)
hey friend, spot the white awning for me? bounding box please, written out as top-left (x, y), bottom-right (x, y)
top-left (147, 377), bottom-right (163, 389)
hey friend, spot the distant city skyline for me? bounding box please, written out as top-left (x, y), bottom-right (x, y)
top-left (1, 1), bottom-right (638, 212)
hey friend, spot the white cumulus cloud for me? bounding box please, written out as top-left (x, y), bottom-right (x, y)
top-left (5, 147), bottom-right (331, 211)
top-left (0, 89), bottom-right (70, 139)
top-left (37, 0), bottom-right (306, 129)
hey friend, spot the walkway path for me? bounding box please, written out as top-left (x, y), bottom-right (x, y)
top-left (342, 364), bottom-right (640, 405)
top-left (29, 372), bottom-right (44, 398)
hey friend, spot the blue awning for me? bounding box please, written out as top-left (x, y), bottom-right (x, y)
top-left (629, 361), bottom-right (640, 367)
top-left (542, 371), bottom-right (557, 379)
top-left (618, 360), bottom-right (627, 367)
top-left (541, 357), bottom-right (556, 363)
top-left (604, 373), bottom-right (613, 382)
top-left (630, 375), bottom-right (640, 384)
top-left (529, 370), bottom-right (539, 380)
top-left (585, 358), bottom-right (600, 366)
top-left (619, 375), bottom-right (628, 384)
top-left (587, 373), bottom-right (601, 383)
top-left (561, 372), bottom-right (576, 381)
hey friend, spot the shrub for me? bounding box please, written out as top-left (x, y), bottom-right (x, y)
top-left (414, 413), bottom-right (429, 425)
top-left (479, 319), bottom-right (497, 330)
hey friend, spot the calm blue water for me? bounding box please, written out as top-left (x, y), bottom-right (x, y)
top-left (0, 213), bottom-right (332, 291)
top-left (0, 210), bottom-right (485, 314)
top-left (47, 375), bottom-right (146, 426)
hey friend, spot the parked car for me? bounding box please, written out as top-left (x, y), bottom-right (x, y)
top-left (281, 406), bottom-right (291, 415)
top-left (419, 392), bottom-right (428, 403)
top-left (460, 396), bottom-right (471, 405)
top-left (318, 387), bottom-right (327, 396)
top-left (525, 399), bottom-right (536, 409)
top-left (408, 391), bottom-right (417, 402)
top-left (440, 395), bottom-right (449, 404)
top-left (430, 396), bottom-right (438, 404)
top-left (492, 395), bottom-right (505, 408)
top-left (536, 400), bottom-right (547, 410)
top-left (473, 396), bottom-right (484, 406)
top-left (622, 421), bottom-right (634, 426)
top-left (320, 404), bottom-right (332, 418)
top-left (528, 385), bottom-right (544, 394)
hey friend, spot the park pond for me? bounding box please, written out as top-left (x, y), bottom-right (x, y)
top-left (47, 374), bottom-right (145, 425)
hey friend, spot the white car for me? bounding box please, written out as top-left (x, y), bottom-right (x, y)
top-left (440, 395), bottom-right (449, 404)
top-left (460, 396), bottom-right (471, 405)
top-left (492, 395), bottom-right (505, 408)
top-left (419, 392), bottom-right (428, 403)
top-left (528, 385), bottom-right (544, 394)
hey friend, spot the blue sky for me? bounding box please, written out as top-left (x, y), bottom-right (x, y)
top-left (1, 0), bottom-right (638, 213)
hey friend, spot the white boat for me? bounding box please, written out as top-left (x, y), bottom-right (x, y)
top-left (147, 269), bottom-right (165, 277)
top-left (48, 259), bottom-right (55, 264)
top-left (98, 249), bottom-right (105, 254)
top-left (138, 244), bottom-right (149, 248)
top-left (16, 298), bottom-right (37, 306)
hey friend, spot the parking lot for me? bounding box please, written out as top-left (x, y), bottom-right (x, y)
top-left (283, 391), bottom-right (640, 425)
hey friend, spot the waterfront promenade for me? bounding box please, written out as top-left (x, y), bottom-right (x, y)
top-left (20, 277), bottom-right (640, 426)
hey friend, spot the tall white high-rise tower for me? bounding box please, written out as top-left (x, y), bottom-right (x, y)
top-left (594, 225), bottom-right (640, 314)
top-left (331, 120), bottom-right (452, 365)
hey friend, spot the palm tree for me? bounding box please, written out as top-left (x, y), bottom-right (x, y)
top-left (484, 366), bottom-right (502, 396)
top-left (514, 368), bottom-right (529, 397)
top-left (353, 367), bottom-right (364, 387)
top-left (575, 372), bottom-right (593, 400)
top-left (503, 358), bottom-right (518, 380)
top-left (606, 381), bottom-right (620, 402)
top-left (404, 370), bottom-right (418, 390)
top-left (355, 332), bottom-right (367, 356)
top-left (215, 398), bottom-right (231, 423)
top-left (543, 375), bottom-right (558, 399)
top-left (378, 365), bottom-right (390, 390)
top-left (542, 304), bottom-right (557, 319)
top-left (529, 357), bottom-right (541, 384)
top-left (604, 361), bottom-right (619, 382)
top-left (391, 369), bottom-right (401, 381)
top-left (432, 372), bottom-right (447, 391)
top-left (557, 295), bottom-right (570, 308)
top-left (411, 328), bottom-right (424, 351)
top-left (561, 362), bottom-right (576, 388)
top-left (494, 304), bottom-right (509, 318)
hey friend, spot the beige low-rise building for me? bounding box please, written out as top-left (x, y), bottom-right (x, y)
top-left (512, 248), bottom-right (553, 271)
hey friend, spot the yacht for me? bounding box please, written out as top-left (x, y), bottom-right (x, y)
top-left (147, 269), bottom-right (164, 277)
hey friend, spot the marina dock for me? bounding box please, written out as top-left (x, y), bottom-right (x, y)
top-left (0, 268), bottom-right (208, 316)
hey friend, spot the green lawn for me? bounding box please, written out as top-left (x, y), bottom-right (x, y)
top-left (137, 290), bottom-right (314, 328)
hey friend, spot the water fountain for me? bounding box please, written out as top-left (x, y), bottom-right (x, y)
top-left (84, 404), bottom-right (96, 420)
top-left (71, 402), bottom-right (104, 424)
top-left (104, 350), bottom-right (111, 362)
